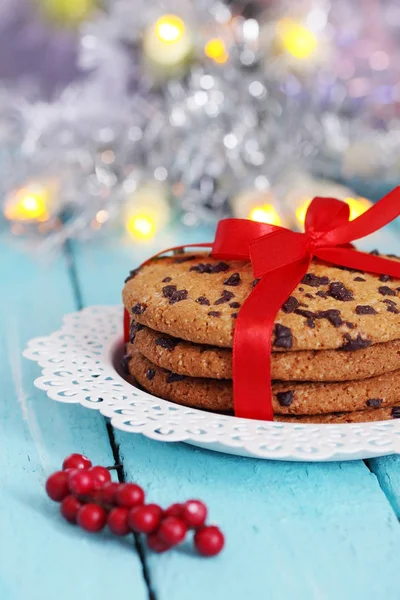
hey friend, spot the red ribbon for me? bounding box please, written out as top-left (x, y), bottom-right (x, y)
top-left (125, 187), bottom-right (400, 421)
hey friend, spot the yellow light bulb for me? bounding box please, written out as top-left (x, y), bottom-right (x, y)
top-left (295, 198), bottom-right (312, 225)
top-left (4, 186), bottom-right (51, 222)
top-left (204, 38), bottom-right (229, 64)
top-left (344, 197), bottom-right (372, 220)
top-left (126, 214), bottom-right (157, 240)
top-left (155, 15), bottom-right (185, 44)
top-left (277, 18), bottom-right (317, 59)
top-left (249, 204), bottom-right (281, 226)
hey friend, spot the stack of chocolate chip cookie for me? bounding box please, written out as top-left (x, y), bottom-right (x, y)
top-left (122, 252), bottom-right (400, 423)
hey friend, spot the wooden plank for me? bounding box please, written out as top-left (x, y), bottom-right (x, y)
top-left (72, 228), bottom-right (400, 600)
top-left (367, 455), bottom-right (400, 518)
top-left (0, 236), bottom-right (147, 600)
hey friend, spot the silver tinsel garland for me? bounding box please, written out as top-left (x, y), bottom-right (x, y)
top-left (1, 0), bottom-right (400, 246)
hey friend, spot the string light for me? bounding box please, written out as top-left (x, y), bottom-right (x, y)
top-left (4, 182), bottom-right (57, 222)
top-left (249, 204), bottom-right (281, 225)
top-left (126, 214), bottom-right (156, 240)
top-left (295, 196), bottom-right (372, 225)
top-left (295, 198), bottom-right (312, 225)
top-left (204, 38), bottom-right (229, 64)
top-left (155, 15), bottom-right (185, 44)
top-left (345, 197), bottom-right (372, 220)
top-left (124, 182), bottom-right (171, 242)
top-left (277, 18), bottom-right (317, 59)
top-left (142, 14), bottom-right (193, 74)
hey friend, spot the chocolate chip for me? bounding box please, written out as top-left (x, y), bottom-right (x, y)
top-left (196, 296), bottom-right (210, 306)
top-left (166, 372), bottom-right (186, 383)
top-left (366, 398), bottom-right (382, 408)
top-left (379, 274), bottom-right (392, 282)
top-left (276, 391), bottom-right (294, 407)
top-left (295, 308), bottom-right (316, 319)
top-left (316, 290), bottom-right (328, 298)
top-left (169, 289), bottom-right (188, 304)
top-left (282, 296), bottom-right (300, 314)
top-left (345, 321), bottom-right (355, 329)
top-left (214, 290), bottom-right (235, 305)
top-left (223, 272), bottom-right (241, 286)
top-left (162, 285), bottom-right (177, 298)
top-left (273, 324), bottom-right (293, 349)
top-left (129, 320), bottom-right (144, 342)
top-left (355, 305), bottom-right (377, 315)
top-left (229, 302), bottom-right (241, 308)
top-left (388, 253), bottom-right (400, 259)
top-left (162, 276), bottom-right (172, 283)
top-left (132, 302), bottom-right (147, 315)
top-left (190, 262), bottom-right (229, 274)
top-left (174, 255), bottom-right (195, 263)
top-left (378, 286), bottom-right (396, 296)
top-left (370, 249), bottom-right (380, 256)
top-left (305, 293), bottom-right (314, 299)
top-left (212, 261), bottom-right (230, 273)
top-left (383, 299), bottom-right (399, 314)
top-left (231, 313), bottom-right (238, 318)
top-left (306, 318), bottom-right (315, 328)
top-left (124, 268), bottom-right (140, 283)
top-left (146, 368), bottom-right (155, 381)
top-left (391, 407), bottom-right (400, 419)
top-left (121, 354), bottom-right (130, 374)
top-left (353, 276), bottom-right (366, 282)
top-left (340, 334), bottom-right (372, 351)
top-left (328, 282), bottom-right (354, 301)
top-left (208, 311), bottom-right (221, 317)
top-left (252, 278), bottom-right (260, 287)
top-left (318, 309), bottom-right (343, 327)
top-left (301, 273), bottom-right (330, 287)
top-left (298, 287), bottom-right (304, 292)
top-left (156, 337), bottom-right (179, 351)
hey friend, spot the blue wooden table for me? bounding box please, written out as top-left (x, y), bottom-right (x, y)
top-left (1, 222), bottom-right (400, 600)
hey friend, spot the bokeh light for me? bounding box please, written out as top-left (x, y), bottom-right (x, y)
top-left (277, 19), bottom-right (317, 59)
top-left (249, 204), bottom-right (281, 225)
top-left (204, 38), bottom-right (229, 64)
top-left (155, 15), bottom-right (185, 44)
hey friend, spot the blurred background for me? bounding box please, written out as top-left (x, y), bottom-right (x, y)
top-left (0, 0), bottom-right (399, 252)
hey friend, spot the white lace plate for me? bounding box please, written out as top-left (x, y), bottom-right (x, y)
top-left (23, 306), bottom-right (400, 462)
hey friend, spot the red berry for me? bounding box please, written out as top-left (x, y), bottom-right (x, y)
top-left (194, 526), bottom-right (225, 556)
top-left (116, 483), bottom-right (145, 508)
top-left (108, 507), bottom-right (130, 536)
top-left (46, 471), bottom-right (70, 502)
top-left (128, 504), bottom-right (162, 534)
top-left (62, 453), bottom-right (92, 471)
top-left (146, 532), bottom-right (171, 554)
top-left (68, 470), bottom-right (94, 496)
top-left (100, 482), bottom-right (122, 506)
top-left (88, 466), bottom-right (112, 490)
top-left (163, 503), bottom-right (183, 518)
top-left (181, 500), bottom-right (207, 529)
top-left (61, 495), bottom-right (82, 524)
top-left (159, 516), bottom-right (187, 546)
top-left (77, 504), bottom-right (107, 533)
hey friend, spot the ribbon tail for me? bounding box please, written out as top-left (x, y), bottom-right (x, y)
top-left (314, 247), bottom-right (400, 278)
top-left (233, 257), bottom-right (311, 421)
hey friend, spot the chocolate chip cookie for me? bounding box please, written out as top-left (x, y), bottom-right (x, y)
top-left (123, 252), bottom-right (400, 351)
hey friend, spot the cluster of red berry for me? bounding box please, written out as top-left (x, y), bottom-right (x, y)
top-left (45, 453), bottom-right (224, 556)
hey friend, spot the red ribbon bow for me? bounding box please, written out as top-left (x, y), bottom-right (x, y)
top-left (125, 187), bottom-right (400, 421)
